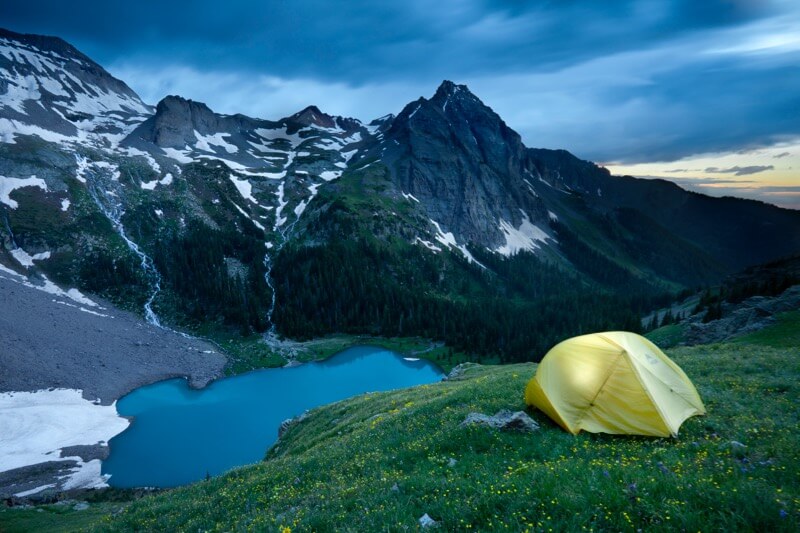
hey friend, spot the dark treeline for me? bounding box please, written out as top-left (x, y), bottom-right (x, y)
top-left (272, 238), bottom-right (647, 362)
top-left (691, 254), bottom-right (800, 321)
top-left (79, 247), bottom-right (150, 307)
top-left (152, 221), bottom-right (272, 333)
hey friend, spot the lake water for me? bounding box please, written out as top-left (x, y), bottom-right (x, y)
top-left (102, 346), bottom-right (443, 488)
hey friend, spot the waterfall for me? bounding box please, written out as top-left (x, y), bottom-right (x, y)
top-left (80, 156), bottom-right (163, 327)
top-left (261, 179), bottom-right (311, 350)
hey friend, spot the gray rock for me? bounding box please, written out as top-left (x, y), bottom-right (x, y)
top-left (72, 502), bottom-right (89, 511)
top-left (419, 513), bottom-right (438, 528)
top-left (460, 409), bottom-right (539, 432)
top-left (59, 444), bottom-right (109, 462)
top-left (448, 458), bottom-right (458, 468)
top-left (443, 362), bottom-right (480, 381)
top-left (278, 412), bottom-right (309, 439)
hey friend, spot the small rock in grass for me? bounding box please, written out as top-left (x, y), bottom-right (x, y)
top-left (460, 410), bottom-right (539, 432)
top-left (390, 482), bottom-right (400, 493)
top-left (448, 458), bottom-right (457, 467)
top-left (419, 513), bottom-right (438, 528)
top-left (72, 502), bottom-right (89, 511)
top-left (443, 362), bottom-right (480, 381)
top-left (278, 412), bottom-right (309, 438)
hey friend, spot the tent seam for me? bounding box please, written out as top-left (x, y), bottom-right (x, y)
top-left (625, 351), bottom-right (677, 437)
top-left (574, 347), bottom-right (625, 429)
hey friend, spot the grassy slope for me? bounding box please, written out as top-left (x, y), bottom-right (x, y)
top-left (3, 321), bottom-right (798, 532)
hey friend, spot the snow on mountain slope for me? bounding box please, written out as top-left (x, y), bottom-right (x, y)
top-left (0, 28), bottom-right (152, 148)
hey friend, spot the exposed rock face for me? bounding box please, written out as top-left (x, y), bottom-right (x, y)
top-left (684, 285), bottom-right (800, 345)
top-left (378, 81), bottom-right (552, 250)
top-left (460, 410), bottom-right (539, 432)
top-left (126, 95), bottom-right (255, 149)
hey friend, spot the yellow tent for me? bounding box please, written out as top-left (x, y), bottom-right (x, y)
top-left (525, 331), bottom-right (705, 437)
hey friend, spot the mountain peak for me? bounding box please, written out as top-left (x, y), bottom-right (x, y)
top-left (429, 80), bottom-right (485, 115)
top-left (287, 105), bottom-right (336, 128)
top-left (156, 95), bottom-right (214, 116)
top-left (434, 80), bottom-right (468, 97)
top-left (126, 95), bottom-right (225, 148)
top-left (0, 27), bottom-right (93, 65)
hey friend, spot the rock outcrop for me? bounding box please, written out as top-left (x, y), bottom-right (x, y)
top-left (684, 285), bottom-right (800, 345)
top-left (460, 410), bottom-right (539, 432)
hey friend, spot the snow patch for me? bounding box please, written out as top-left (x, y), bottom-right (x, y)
top-left (10, 248), bottom-right (50, 267)
top-left (319, 170), bottom-right (342, 182)
top-left (161, 147), bottom-right (194, 164)
top-left (402, 191), bottom-right (420, 203)
top-left (53, 299), bottom-right (112, 318)
top-left (0, 175), bottom-right (48, 209)
top-left (230, 174), bottom-right (256, 203)
top-left (194, 131), bottom-right (238, 154)
top-left (61, 198), bottom-right (70, 211)
top-left (273, 183), bottom-right (288, 228)
top-left (140, 173), bottom-right (174, 191)
top-left (428, 219), bottom-right (485, 267)
top-left (118, 147), bottom-right (161, 173)
top-left (0, 389), bottom-right (129, 490)
top-left (340, 148), bottom-right (358, 161)
top-left (494, 211), bottom-right (553, 256)
top-left (414, 237), bottom-right (442, 252)
top-left (0, 265), bottom-right (100, 308)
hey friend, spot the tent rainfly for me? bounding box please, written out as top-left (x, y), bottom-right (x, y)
top-left (525, 331), bottom-right (705, 437)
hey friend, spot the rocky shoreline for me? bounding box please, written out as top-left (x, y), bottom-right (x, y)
top-left (0, 272), bottom-right (227, 499)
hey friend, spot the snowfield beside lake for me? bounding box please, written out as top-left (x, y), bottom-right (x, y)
top-left (0, 268), bottom-right (226, 497)
top-left (0, 389), bottom-right (129, 496)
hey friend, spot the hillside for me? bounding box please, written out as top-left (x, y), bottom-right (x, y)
top-left (3, 316), bottom-right (796, 532)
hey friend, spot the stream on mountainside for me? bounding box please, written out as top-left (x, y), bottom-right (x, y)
top-left (81, 155), bottom-right (163, 327)
top-left (102, 346), bottom-right (443, 488)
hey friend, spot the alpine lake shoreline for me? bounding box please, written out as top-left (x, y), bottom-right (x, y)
top-left (0, 327), bottom-right (463, 504)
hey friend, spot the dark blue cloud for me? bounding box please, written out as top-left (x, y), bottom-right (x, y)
top-left (0, 0), bottom-right (797, 165)
top-left (0, 0), bottom-right (777, 81)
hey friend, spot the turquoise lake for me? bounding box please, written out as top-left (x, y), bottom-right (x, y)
top-left (102, 346), bottom-right (444, 488)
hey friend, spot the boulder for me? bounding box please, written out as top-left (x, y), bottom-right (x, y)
top-left (460, 409), bottom-right (539, 432)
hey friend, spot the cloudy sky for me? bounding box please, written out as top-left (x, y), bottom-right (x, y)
top-left (3, 0), bottom-right (798, 208)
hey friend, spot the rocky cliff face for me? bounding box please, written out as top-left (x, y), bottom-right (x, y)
top-left (376, 81), bottom-right (553, 254)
